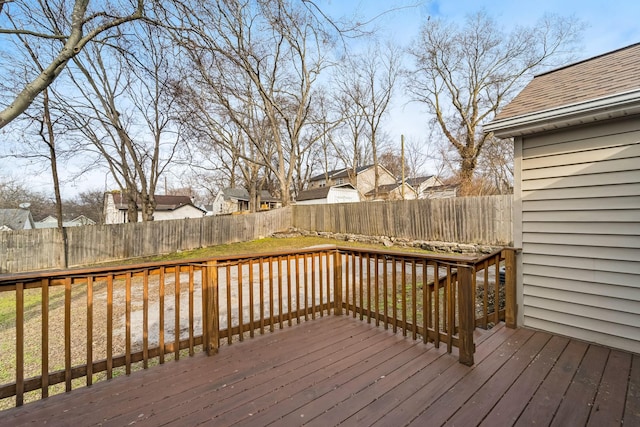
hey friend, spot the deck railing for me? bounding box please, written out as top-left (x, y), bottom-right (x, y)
top-left (0, 246), bottom-right (516, 408)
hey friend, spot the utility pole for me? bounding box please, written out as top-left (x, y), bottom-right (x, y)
top-left (401, 134), bottom-right (405, 200)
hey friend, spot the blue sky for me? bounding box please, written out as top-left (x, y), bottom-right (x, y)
top-left (4, 1), bottom-right (639, 198)
top-left (319, 0), bottom-right (640, 172)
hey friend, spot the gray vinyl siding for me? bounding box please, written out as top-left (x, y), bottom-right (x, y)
top-left (518, 117), bottom-right (640, 354)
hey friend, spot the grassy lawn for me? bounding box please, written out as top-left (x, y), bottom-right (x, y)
top-left (94, 235), bottom-right (440, 266)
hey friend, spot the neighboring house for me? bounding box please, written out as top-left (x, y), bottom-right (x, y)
top-left (308, 164), bottom-right (397, 199)
top-left (405, 176), bottom-right (456, 199)
top-left (0, 208), bottom-right (35, 231)
top-left (484, 43), bottom-right (640, 354)
top-left (422, 184), bottom-right (459, 199)
top-left (35, 215), bottom-right (96, 228)
top-left (295, 183), bottom-right (360, 205)
top-left (103, 193), bottom-right (206, 224)
top-left (364, 182), bottom-right (417, 201)
top-left (211, 188), bottom-right (281, 215)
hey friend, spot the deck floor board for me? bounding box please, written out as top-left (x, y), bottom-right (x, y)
top-left (0, 315), bottom-right (637, 427)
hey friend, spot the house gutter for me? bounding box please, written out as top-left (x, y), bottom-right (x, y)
top-left (485, 89), bottom-right (640, 138)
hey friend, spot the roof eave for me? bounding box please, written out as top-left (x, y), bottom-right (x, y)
top-left (485, 90), bottom-right (640, 138)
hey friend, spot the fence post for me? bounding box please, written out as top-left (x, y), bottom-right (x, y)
top-left (457, 265), bottom-right (475, 366)
top-left (503, 249), bottom-right (517, 329)
top-left (333, 250), bottom-right (343, 315)
top-left (204, 260), bottom-right (219, 355)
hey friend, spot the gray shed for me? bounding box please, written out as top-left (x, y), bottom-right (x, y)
top-left (485, 43), bottom-right (640, 354)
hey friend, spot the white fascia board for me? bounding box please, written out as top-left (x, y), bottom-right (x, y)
top-left (485, 89), bottom-right (640, 138)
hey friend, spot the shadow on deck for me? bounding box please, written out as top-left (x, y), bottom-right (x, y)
top-left (0, 315), bottom-right (637, 426)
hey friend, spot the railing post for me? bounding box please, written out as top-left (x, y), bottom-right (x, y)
top-left (333, 250), bottom-right (343, 315)
top-left (457, 265), bottom-right (475, 366)
top-left (204, 260), bottom-right (219, 355)
top-left (503, 249), bottom-right (517, 329)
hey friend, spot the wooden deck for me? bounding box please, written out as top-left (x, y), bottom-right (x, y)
top-left (1, 316), bottom-right (638, 426)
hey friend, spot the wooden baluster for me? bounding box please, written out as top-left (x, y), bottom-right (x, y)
top-left (359, 253), bottom-right (364, 321)
top-left (238, 263), bottom-right (243, 341)
top-left (204, 260), bottom-right (219, 355)
top-left (175, 267), bottom-right (181, 359)
top-left (383, 256), bottom-right (388, 329)
top-left (319, 254), bottom-right (324, 317)
top-left (351, 252), bottom-right (356, 318)
top-left (106, 275), bottom-right (113, 378)
top-left (303, 254), bottom-right (309, 321)
top-left (458, 265), bottom-right (475, 366)
top-left (504, 249), bottom-right (517, 328)
top-left (249, 259), bottom-right (255, 337)
top-left (344, 252), bottom-right (350, 316)
top-left (366, 253), bottom-right (371, 323)
top-left (402, 258), bottom-right (407, 336)
top-left (483, 259), bottom-right (489, 327)
top-left (126, 272), bottom-right (132, 374)
top-left (433, 262), bottom-right (440, 348)
top-left (412, 260), bottom-right (417, 341)
top-left (226, 264), bottom-right (232, 344)
top-left (333, 250), bottom-right (342, 315)
top-left (42, 279), bottom-right (50, 396)
top-left (159, 267), bottom-right (165, 364)
top-left (16, 282), bottom-right (24, 406)
top-left (311, 254), bottom-right (316, 320)
top-left (287, 255), bottom-right (292, 326)
top-left (295, 254), bottom-right (301, 323)
top-left (374, 254), bottom-right (380, 327)
top-left (392, 258), bottom-right (397, 333)
top-left (143, 270), bottom-right (149, 367)
top-left (189, 265), bottom-right (195, 356)
top-left (259, 259), bottom-right (265, 334)
top-left (422, 260), bottom-right (429, 344)
top-left (269, 257), bottom-right (275, 331)
top-left (278, 256), bottom-right (284, 326)
top-left (493, 254), bottom-right (500, 325)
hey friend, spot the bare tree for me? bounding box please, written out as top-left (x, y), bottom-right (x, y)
top-left (335, 42), bottom-right (401, 197)
top-left (61, 24), bottom-right (181, 221)
top-left (406, 11), bottom-right (584, 195)
top-left (0, 0), bottom-right (148, 129)
top-left (171, 0), bottom-right (336, 206)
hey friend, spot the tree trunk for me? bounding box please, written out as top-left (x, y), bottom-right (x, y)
top-left (126, 191), bottom-right (138, 222)
top-left (458, 155), bottom-right (477, 196)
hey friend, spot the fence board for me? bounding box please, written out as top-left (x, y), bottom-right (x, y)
top-left (0, 208), bottom-right (292, 273)
top-left (292, 196), bottom-right (512, 246)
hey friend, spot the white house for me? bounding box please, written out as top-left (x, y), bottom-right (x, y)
top-left (103, 193), bottom-right (205, 224)
top-left (405, 176), bottom-right (457, 199)
top-left (308, 164), bottom-right (397, 199)
top-left (295, 183), bottom-right (360, 205)
top-left (484, 43), bottom-right (640, 354)
top-left (210, 188), bottom-right (281, 215)
top-left (35, 215), bottom-right (96, 228)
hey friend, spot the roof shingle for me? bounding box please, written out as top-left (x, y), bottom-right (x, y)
top-left (495, 43), bottom-right (640, 120)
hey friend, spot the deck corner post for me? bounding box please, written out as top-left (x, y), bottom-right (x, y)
top-left (458, 265), bottom-right (475, 366)
top-left (204, 260), bottom-right (219, 355)
top-left (503, 249), bottom-right (517, 329)
top-left (333, 250), bottom-right (343, 315)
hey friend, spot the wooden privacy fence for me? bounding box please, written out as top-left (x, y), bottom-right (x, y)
top-left (292, 195), bottom-right (513, 245)
top-left (0, 246), bottom-right (517, 408)
top-left (0, 208), bottom-right (291, 273)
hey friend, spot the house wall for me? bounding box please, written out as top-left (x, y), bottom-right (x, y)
top-left (104, 193), bottom-right (126, 224)
top-left (154, 205), bottom-right (205, 221)
top-left (515, 116), bottom-right (640, 354)
top-left (327, 187), bottom-right (360, 204)
top-left (211, 192), bottom-right (242, 215)
top-left (357, 167), bottom-right (396, 198)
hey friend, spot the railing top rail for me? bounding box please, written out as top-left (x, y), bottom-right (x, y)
top-left (0, 245), bottom-right (340, 286)
top-left (0, 244), bottom-right (521, 287)
top-left (335, 245), bottom-right (478, 264)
